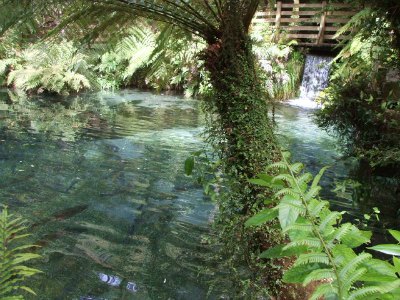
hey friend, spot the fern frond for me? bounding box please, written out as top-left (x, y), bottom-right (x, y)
top-left (294, 253), bottom-right (330, 267)
top-left (273, 174), bottom-right (295, 186)
top-left (289, 162), bottom-right (304, 174)
top-left (285, 238), bottom-right (322, 250)
top-left (309, 283), bottom-right (338, 300)
top-left (342, 267), bottom-right (367, 291)
top-left (267, 161), bottom-right (288, 171)
top-left (0, 207), bottom-right (41, 298)
top-left (347, 286), bottom-right (382, 300)
top-left (275, 187), bottom-right (298, 198)
top-left (304, 186), bottom-right (322, 201)
top-left (326, 223), bottom-right (354, 248)
top-left (339, 253), bottom-right (372, 283)
top-left (308, 199), bottom-right (329, 217)
top-left (319, 211), bottom-right (342, 233)
top-left (296, 172), bottom-right (313, 187)
top-left (303, 269), bottom-right (335, 286)
top-left (283, 223), bottom-right (313, 234)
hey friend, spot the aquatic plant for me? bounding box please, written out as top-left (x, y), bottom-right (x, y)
top-left (0, 206), bottom-right (41, 299)
top-left (246, 152), bottom-right (400, 299)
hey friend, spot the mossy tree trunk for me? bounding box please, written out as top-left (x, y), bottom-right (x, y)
top-left (203, 1), bottom-right (279, 210)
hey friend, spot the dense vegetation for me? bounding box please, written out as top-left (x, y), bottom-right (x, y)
top-left (0, 0), bottom-right (400, 299)
top-left (316, 1), bottom-right (400, 173)
top-left (247, 153), bottom-right (400, 299)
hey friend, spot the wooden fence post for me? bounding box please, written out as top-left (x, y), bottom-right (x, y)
top-left (274, 1), bottom-right (282, 42)
top-left (316, 1), bottom-right (327, 45)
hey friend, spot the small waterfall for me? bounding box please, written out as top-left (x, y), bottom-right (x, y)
top-left (288, 55), bottom-right (333, 109)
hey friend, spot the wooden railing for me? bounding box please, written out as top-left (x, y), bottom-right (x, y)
top-left (253, 1), bottom-right (358, 47)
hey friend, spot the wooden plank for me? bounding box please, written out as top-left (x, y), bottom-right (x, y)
top-left (324, 34), bottom-right (350, 40)
top-left (281, 3), bottom-right (353, 8)
top-left (274, 1), bottom-right (282, 42)
top-left (275, 1), bottom-right (282, 29)
top-left (326, 11), bottom-right (357, 16)
top-left (281, 11), bottom-right (322, 16)
top-left (255, 11), bottom-right (275, 17)
top-left (281, 26), bottom-right (319, 31)
top-left (252, 19), bottom-right (275, 24)
top-left (325, 26), bottom-right (341, 32)
top-left (326, 18), bottom-right (351, 23)
top-left (286, 33), bottom-right (318, 39)
top-left (267, 18), bottom-right (321, 23)
top-left (282, 3), bottom-right (324, 8)
top-left (296, 42), bottom-right (337, 47)
top-left (317, 1), bottom-right (327, 45)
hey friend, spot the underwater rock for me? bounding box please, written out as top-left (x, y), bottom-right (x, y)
top-left (126, 282), bottom-right (138, 293)
top-left (153, 179), bottom-right (175, 194)
top-left (98, 273), bottom-right (122, 287)
top-left (75, 234), bottom-right (120, 269)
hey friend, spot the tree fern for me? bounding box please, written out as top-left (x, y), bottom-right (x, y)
top-left (245, 152), bottom-right (400, 299)
top-left (6, 41), bottom-right (96, 94)
top-left (0, 206), bottom-right (41, 299)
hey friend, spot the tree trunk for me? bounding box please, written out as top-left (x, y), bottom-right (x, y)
top-left (203, 2), bottom-right (279, 210)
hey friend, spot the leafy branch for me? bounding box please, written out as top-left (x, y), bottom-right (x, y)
top-left (246, 152), bottom-right (400, 300)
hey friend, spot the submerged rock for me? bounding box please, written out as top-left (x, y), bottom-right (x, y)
top-left (98, 273), bottom-right (122, 287)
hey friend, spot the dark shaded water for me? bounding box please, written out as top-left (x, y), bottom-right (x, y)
top-left (0, 90), bottom-right (398, 299)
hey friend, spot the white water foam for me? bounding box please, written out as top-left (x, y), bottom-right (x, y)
top-left (287, 55), bottom-right (333, 109)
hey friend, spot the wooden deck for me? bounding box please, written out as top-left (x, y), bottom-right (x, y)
top-left (252, 1), bottom-right (358, 47)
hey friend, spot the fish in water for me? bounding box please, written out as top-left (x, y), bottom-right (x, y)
top-left (80, 297), bottom-right (106, 300)
top-left (98, 273), bottom-right (121, 287)
top-left (31, 204), bottom-right (89, 229)
top-left (53, 205), bottom-right (89, 220)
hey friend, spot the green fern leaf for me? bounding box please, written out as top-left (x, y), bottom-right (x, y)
top-left (296, 172), bottom-right (313, 187)
top-left (289, 162), bottom-right (304, 174)
top-left (309, 283), bottom-right (338, 300)
top-left (319, 211), bottom-right (343, 233)
top-left (283, 223), bottom-right (313, 234)
top-left (308, 199), bottom-right (329, 217)
top-left (342, 267), bottom-right (367, 291)
top-left (285, 238), bottom-right (322, 250)
top-left (283, 263), bottom-right (323, 284)
top-left (339, 253), bottom-right (372, 282)
top-left (303, 268), bottom-right (335, 286)
top-left (347, 286), bottom-right (382, 300)
top-left (311, 166), bottom-right (329, 190)
top-left (294, 253), bottom-right (330, 267)
top-left (245, 209), bottom-right (278, 227)
top-left (304, 186), bottom-right (321, 201)
top-left (260, 244), bottom-right (308, 259)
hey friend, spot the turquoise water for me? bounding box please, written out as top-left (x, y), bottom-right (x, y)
top-left (0, 90), bottom-right (231, 299)
top-left (0, 90), bottom-right (398, 299)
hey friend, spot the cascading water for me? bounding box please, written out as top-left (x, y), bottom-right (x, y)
top-left (288, 54), bottom-right (333, 109)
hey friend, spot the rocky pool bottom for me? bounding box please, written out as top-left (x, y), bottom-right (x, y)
top-left (0, 90), bottom-right (398, 299)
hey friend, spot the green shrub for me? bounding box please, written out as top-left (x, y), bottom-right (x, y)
top-left (252, 24), bottom-right (304, 101)
top-left (316, 7), bottom-right (400, 170)
top-left (3, 42), bottom-right (96, 94)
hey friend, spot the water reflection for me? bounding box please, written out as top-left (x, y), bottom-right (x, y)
top-left (0, 90), bottom-right (231, 299)
top-left (275, 104), bottom-right (400, 228)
